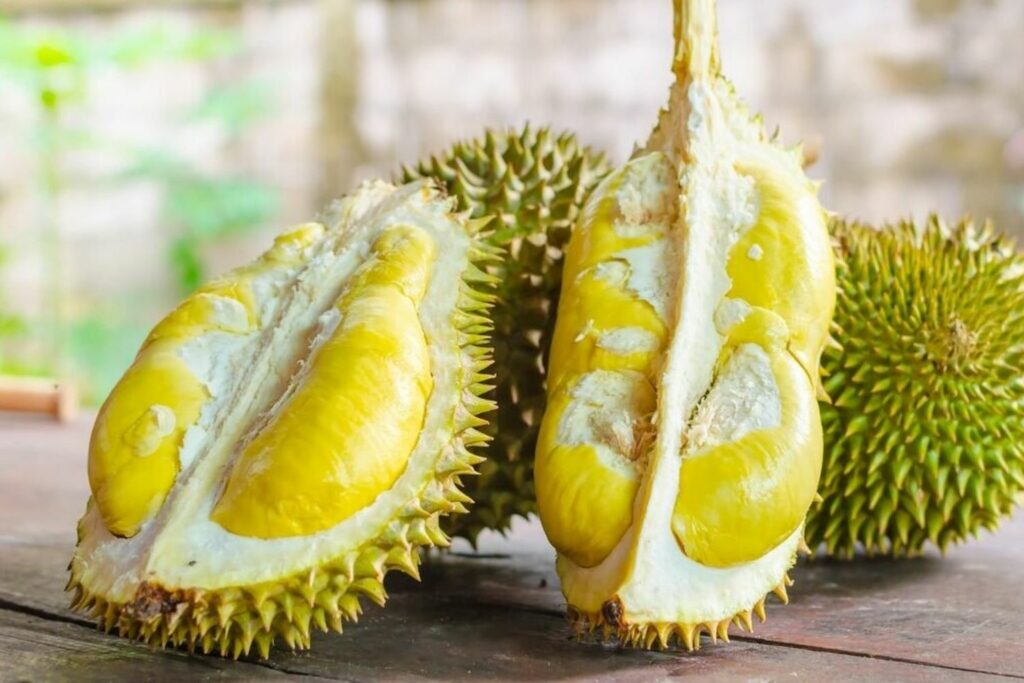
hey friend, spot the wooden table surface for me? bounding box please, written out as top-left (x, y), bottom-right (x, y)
top-left (1, 413), bottom-right (1023, 682)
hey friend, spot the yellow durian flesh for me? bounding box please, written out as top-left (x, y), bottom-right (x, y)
top-left (535, 0), bottom-right (834, 648)
top-left (70, 181), bottom-right (497, 658)
top-left (672, 308), bottom-right (823, 568)
top-left (536, 154), bottom-right (676, 569)
top-left (88, 223), bottom-right (324, 537)
top-left (212, 225), bottom-right (435, 538)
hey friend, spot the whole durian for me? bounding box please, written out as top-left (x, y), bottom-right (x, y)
top-left (806, 216), bottom-right (1024, 558)
top-left (68, 180), bottom-right (497, 658)
top-left (533, 0), bottom-right (834, 650)
top-left (402, 126), bottom-right (611, 543)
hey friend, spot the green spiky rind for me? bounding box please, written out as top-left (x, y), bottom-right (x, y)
top-left (806, 216), bottom-right (1024, 559)
top-left (67, 215), bottom-right (498, 659)
top-left (402, 125), bottom-right (612, 543)
top-left (566, 572), bottom-right (794, 651)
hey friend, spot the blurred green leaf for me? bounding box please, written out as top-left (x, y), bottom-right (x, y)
top-left (68, 314), bottom-right (148, 404)
top-left (117, 147), bottom-right (192, 183)
top-left (103, 25), bottom-right (240, 67)
top-left (0, 247), bottom-right (22, 344)
top-left (35, 39), bottom-right (75, 68)
top-left (168, 177), bottom-right (277, 240)
top-left (187, 79), bottom-right (275, 133)
top-left (0, 314), bottom-right (25, 339)
top-left (170, 237), bottom-right (205, 295)
top-left (0, 15), bottom-right (279, 399)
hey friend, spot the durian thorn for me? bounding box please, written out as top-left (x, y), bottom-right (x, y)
top-left (737, 609), bottom-right (754, 633)
top-left (681, 623), bottom-right (698, 651)
top-left (709, 620), bottom-right (723, 644)
top-left (655, 623), bottom-right (672, 649)
top-left (754, 598), bottom-right (767, 623)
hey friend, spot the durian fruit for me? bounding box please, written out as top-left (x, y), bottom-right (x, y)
top-left (67, 180), bottom-right (497, 658)
top-left (806, 216), bottom-right (1024, 558)
top-left (534, 0), bottom-right (835, 650)
top-left (402, 126), bottom-right (611, 543)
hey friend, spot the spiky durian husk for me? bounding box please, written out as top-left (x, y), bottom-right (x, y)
top-left (805, 217), bottom-right (1024, 558)
top-left (66, 233), bottom-right (501, 659)
top-left (567, 573), bottom-right (793, 651)
top-left (402, 126), bottom-right (611, 543)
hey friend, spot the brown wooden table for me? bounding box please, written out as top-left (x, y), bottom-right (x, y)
top-left (2, 413), bottom-right (1022, 681)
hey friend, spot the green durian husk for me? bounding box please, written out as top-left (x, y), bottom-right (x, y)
top-left (403, 126), bottom-right (611, 543)
top-left (806, 216), bottom-right (1024, 558)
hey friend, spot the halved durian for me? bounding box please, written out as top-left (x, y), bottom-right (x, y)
top-left (68, 181), bottom-right (497, 658)
top-left (534, 0), bottom-right (835, 649)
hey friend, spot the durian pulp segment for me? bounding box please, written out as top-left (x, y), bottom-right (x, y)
top-left (536, 0), bottom-right (834, 640)
top-left (88, 222), bottom-right (326, 537)
top-left (212, 225), bottom-right (436, 538)
top-left (536, 154), bottom-right (677, 571)
top-left (74, 181), bottom-right (475, 605)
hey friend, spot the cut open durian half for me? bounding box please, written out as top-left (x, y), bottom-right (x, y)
top-left (534, 0), bottom-right (835, 649)
top-left (68, 180), bottom-right (497, 658)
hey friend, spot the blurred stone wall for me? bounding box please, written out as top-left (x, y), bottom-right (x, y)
top-left (1, 0), bottom-right (1022, 333)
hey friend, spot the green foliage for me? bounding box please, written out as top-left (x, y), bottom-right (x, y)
top-left (121, 148), bottom-right (278, 294)
top-left (68, 313), bottom-right (148, 405)
top-left (0, 15), bottom-right (278, 401)
top-left (0, 246), bottom-right (24, 356)
top-left (188, 80), bottom-right (277, 135)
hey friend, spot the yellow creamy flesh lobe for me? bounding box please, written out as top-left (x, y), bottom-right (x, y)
top-left (727, 161), bottom-right (834, 379)
top-left (536, 156), bottom-right (673, 568)
top-left (212, 225), bottom-right (435, 539)
top-left (88, 349), bottom-right (208, 538)
top-left (672, 158), bottom-right (830, 567)
top-left (87, 223), bottom-right (326, 538)
top-left (672, 330), bottom-right (822, 567)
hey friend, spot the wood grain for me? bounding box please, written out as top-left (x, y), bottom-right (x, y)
top-left (1, 414), bottom-right (1022, 680)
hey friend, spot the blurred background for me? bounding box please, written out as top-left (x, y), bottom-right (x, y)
top-left (0, 0), bottom-right (1022, 406)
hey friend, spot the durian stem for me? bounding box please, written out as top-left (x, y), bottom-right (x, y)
top-left (673, 0), bottom-right (720, 80)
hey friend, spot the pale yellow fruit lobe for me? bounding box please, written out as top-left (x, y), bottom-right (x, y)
top-left (672, 310), bottom-right (822, 567)
top-left (726, 162), bottom-right (834, 379)
top-left (671, 161), bottom-right (831, 567)
top-left (88, 350), bottom-right (208, 538)
top-left (87, 223), bottom-right (326, 538)
top-left (536, 158), bottom-right (673, 568)
top-left (546, 160), bottom-right (671, 389)
top-left (212, 224), bottom-right (436, 538)
top-left (662, 156), bottom-right (832, 568)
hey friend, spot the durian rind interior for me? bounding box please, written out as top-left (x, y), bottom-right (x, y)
top-left (535, 0), bottom-right (834, 644)
top-left (71, 180), bottom-right (496, 656)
